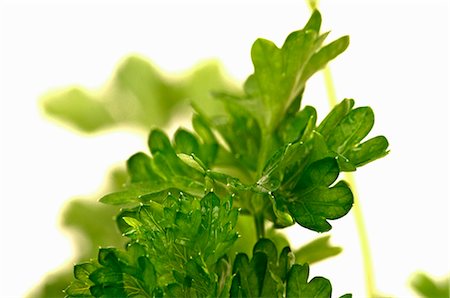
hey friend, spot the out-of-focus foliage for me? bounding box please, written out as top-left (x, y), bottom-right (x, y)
top-left (41, 57), bottom-right (239, 133)
top-left (294, 235), bottom-right (342, 265)
top-left (410, 272), bottom-right (449, 298)
top-left (27, 167), bottom-right (127, 298)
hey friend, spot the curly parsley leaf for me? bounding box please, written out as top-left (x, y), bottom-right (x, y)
top-left (67, 192), bottom-right (238, 297)
top-left (230, 238), bottom-right (350, 298)
top-left (100, 128), bottom-right (242, 205)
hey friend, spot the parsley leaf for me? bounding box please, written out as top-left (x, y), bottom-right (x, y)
top-left (66, 192), bottom-right (238, 297)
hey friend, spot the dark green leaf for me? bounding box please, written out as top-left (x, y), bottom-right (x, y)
top-left (317, 98), bottom-right (355, 141)
top-left (344, 135), bottom-right (389, 167)
top-left (174, 128), bottom-right (200, 155)
top-left (148, 129), bottom-right (174, 155)
top-left (317, 99), bottom-right (389, 171)
top-left (327, 107), bottom-right (374, 154)
top-left (294, 157), bottom-right (340, 191)
top-left (127, 152), bottom-right (154, 183)
top-left (286, 264), bottom-right (331, 298)
top-left (289, 158), bottom-right (353, 232)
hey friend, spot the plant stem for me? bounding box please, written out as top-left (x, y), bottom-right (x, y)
top-left (323, 66), bottom-right (377, 297)
top-left (254, 212), bottom-right (265, 239)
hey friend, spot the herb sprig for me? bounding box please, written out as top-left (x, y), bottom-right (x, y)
top-left (65, 10), bottom-right (389, 297)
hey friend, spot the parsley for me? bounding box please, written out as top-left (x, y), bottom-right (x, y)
top-left (63, 10), bottom-right (389, 298)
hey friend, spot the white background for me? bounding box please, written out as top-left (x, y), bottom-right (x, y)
top-left (0, 0), bottom-right (448, 297)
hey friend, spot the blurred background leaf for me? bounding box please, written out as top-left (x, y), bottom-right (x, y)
top-left (27, 167), bottom-right (127, 298)
top-left (410, 272), bottom-right (449, 298)
top-left (294, 235), bottom-right (342, 265)
top-left (41, 56), bottom-right (239, 133)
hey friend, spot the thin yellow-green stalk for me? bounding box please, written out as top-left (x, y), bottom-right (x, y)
top-left (323, 65), bottom-right (377, 297)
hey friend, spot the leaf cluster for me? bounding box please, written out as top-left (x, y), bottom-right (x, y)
top-left (66, 10), bottom-right (389, 298)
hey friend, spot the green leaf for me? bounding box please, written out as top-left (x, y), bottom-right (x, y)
top-left (317, 98), bottom-right (354, 139)
top-left (99, 181), bottom-right (168, 205)
top-left (41, 57), bottom-right (238, 133)
top-left (304, 10), bottom-right (322, 32)
top-left (231, 239), bottom-right (292, 298)
top-left (410, 272), bottom-right (449, 298)
top-left (64, 280), bottom-right (93, 297)
top-left (74, 263), bottom-right (98, 282)
top-left (288, 158), bottom-right (353, 232)
top-left (286, 264), bottom-right (331, 298)
top-left (327, 107), bottom-right (374, 154)
top-left (302, 35), bottom-right (350, 83)
top-left (41, 88), bottom-right (114, 132)
top-left (278, 105), bottom-right (317, 144)
top-left (295, 235), bottom-right (342, 264)
top-left (248, 31), bottom-right (317, 129)
top-left (344, 135), bottom-right (390, 167)
top-left (148, 129), bottom-right (174, 155)
top-left (294, 157), bottom-right (340, 190)
top-left (317, 99), bottom-right (389, 171)
top-left (174, 128), bottom-right (200, 156)
top-left (127, 152), bottom-right (155, 183)
top-left (244, 10), bottom-right (348, 131)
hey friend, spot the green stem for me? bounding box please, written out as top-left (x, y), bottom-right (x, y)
top-left (323, 66), bottom-right (377, 297)
top-left (254, 212), bottom-right (265, 239)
